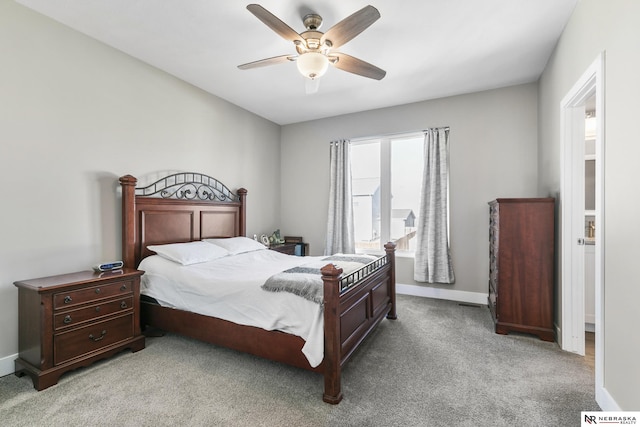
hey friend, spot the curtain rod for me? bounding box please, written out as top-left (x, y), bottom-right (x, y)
top-left (343, 126), bottom-right (450, 143)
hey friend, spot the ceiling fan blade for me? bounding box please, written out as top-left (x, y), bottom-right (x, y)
top-left (238, 54), bottom-right (296, 70)
top-left (246, 4), bottom-right (305, 44)
top-left (321, 5), bottom-right (380, 49)
top-left (330, 53), bottom-right (386, 80)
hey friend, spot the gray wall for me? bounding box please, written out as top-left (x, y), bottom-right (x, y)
top-left (281, 83), bottom-right (539, 298)
top-left (538, 0), bottom-right (640, 410)
top-left (0, 2), bottom-right (281, 367)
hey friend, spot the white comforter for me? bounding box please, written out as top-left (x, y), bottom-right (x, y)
top-left (138, 249), bottom-right (326, 367)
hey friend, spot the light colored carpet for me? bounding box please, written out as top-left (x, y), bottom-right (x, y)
top-left (0, 295), bottom-right (599, 426)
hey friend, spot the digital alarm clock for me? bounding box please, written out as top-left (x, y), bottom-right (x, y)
top-left (93, 261), bottom-right (124, 272)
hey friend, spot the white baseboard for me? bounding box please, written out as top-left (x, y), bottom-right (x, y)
top-left (0, 353), bottom-right (17, 378)
top-left (597, 385), bottom-right (621, 411)
top-left (396, 283), bottom-right (488, 306)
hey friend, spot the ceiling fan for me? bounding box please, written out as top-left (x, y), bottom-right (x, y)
top-left (238, 4), bottom-right (386, 85)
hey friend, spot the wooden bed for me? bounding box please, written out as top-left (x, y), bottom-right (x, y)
top-left (120, 172), bottom-right (397, 404)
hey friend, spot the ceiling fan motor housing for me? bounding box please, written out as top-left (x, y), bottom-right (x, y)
top-left (303, 14), bottom-right (323, 30)
top-left (298, 30), bottom-right (325, 52)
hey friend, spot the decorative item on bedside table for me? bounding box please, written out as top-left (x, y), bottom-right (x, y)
top-left (269, 229), bottom-right (285, 245)
top-left (14, 268), bottom-right (146, 390)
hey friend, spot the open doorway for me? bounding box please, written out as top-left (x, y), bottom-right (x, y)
top-left (560, 53), bottom-right (604, 401)
top-left (584, 100), bottom-right (596, 371)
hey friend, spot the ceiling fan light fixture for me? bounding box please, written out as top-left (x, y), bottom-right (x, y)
top-left (296, 52), bottom-right (329, 80)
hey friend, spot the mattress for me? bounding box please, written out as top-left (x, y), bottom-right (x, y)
top-left (138, 249), bottom-right (326, 367)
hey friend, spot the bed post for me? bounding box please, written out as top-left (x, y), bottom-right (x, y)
top-left (120, 175), bottom-right (137, 269)
top-left (237, 188), bottom-right (247, 237)
top-left (321, 263), bottom-right (343, 404)
top-left (385, 242), bottom-right (398, 320)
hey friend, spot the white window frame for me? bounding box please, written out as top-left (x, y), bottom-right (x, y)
top-left (351, 131), bottom-right (424, 256)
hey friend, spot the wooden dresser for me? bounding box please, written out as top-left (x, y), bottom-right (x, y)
top-left (488, 198), bottom-right (555, 342)
top-left (14, 268), bottom-right (145, 390)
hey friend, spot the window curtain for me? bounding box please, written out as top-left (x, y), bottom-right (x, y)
top-left (414, 127), bottom-right (455, 283)
top-left (325, 139), bottom-right (355, 255)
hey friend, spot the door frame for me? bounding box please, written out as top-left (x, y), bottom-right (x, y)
top-left (559, 52), bottom-right (605, 400)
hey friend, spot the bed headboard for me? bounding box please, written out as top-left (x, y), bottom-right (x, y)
top-left (120, 172), bottom-right (247, 268)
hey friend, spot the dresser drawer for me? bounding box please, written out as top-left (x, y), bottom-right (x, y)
top-left (54, 296), bottom-right (133, 331)
top-left (54, 314), bottom-right (134, 365)
top-left (54, 280), bottom-right (133, 310)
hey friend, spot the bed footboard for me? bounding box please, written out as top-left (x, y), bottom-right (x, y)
top-left (321, 242), bottom-right (397, 404)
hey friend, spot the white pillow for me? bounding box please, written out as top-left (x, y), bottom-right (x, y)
top-left (204, 236), bottom-right (266, 255)
top-left (147, 241), bottom-right (229, 265)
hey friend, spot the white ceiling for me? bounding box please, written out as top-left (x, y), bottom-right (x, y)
top-left (16, 0), bottom-right (577, 125)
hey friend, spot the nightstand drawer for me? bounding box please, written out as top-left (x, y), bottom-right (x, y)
top-left (54, 280), bottom-right (133, 310)
top-left (54, 314), bottom-right (134, 365)
top-left (269, 243), bottom-right (297, 255)
top-left (54, 296), bottom-right (133, 330)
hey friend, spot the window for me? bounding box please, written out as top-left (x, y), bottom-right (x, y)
top-left (351, 133), bottom-right (424, 254)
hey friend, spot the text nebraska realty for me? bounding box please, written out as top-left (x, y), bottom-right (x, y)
top-left (585, 414), bottom-right (637, 425)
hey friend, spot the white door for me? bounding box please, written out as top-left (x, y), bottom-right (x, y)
top-left (560, 53), bottom-right (605, 403)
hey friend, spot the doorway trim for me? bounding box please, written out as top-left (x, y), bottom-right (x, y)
top-left (560, 52), bottom-right (605, 404)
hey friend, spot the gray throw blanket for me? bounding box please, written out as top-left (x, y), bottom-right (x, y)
top-left (261, 255), bottom-right (378, 304)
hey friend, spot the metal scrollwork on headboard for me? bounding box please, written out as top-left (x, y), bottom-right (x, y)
top-left (135, 172), bottom-right (240, 202)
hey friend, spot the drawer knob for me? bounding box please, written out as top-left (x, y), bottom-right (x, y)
top-left (89, 330), bottom-right (107, 342)
top-left (63, 315), bottom-right (72, 324)
top-left (95, 306), bottom-right (101, 312)
top-left (120, 284), bottom-right (127, 291)
top-left (64, 296), bottom-right (72, 304)
top-left (120, 301), bottom-right (127, 309)
top-left (95, 288), bottom-right (101, 294)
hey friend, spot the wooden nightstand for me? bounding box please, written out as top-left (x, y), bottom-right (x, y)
top-left (14, 268), bottom-right (146, 390)
top-left (269, 243), bottom-right (298, 255)
top-left (269, 236), bottom-right (308, 256)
